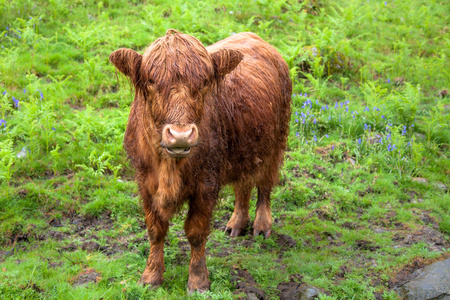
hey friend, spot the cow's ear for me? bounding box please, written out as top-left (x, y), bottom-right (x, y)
top-left (109, 48), bottom-right (142, 84)
top-left (211, 49), bottom-right (243, 80)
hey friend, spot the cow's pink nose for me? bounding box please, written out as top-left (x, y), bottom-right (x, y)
top-left (162, 124), bottom-right (198, 157)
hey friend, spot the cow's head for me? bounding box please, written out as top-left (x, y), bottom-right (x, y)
top-left (110, 29), bottom-right (243, 158)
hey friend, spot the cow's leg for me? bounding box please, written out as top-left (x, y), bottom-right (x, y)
top-left (185, 197), bottom-right (213, 292)
top-left (254, 184), bottom-right (273, 239)
top-left (140, 191), bottom-right (169, 287)
top-left (226, 182), bottom-right (252, 236)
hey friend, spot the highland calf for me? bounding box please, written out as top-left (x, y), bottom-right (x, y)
top-left (110, 29), bottom-right (292, 292)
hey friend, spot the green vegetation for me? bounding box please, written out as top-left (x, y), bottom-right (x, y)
top-left (1, 0), bottom-right (449, 299)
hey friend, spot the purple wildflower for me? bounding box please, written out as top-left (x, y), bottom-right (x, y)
top-left (295, 111), bottom-right (298, 116)
top-left (325, 134), bottom-right (329, 138)
top-left (2, 91), bottom-right (6, 95)
top-left (12, 96), bottom-right (19, 107)
top-left (345, 106), bottom-right (349, 112)
top-left (295, 118), bottom-right (299, 123)
top-left (39, 90), bottom-right (44, 99)
top-left (387, 78), bottom-right (390, 83)
top-left (313, 118), bottom-right (317, 125)
top-left (358, 138), bottom-right (361, 145)
top-left (381, 115), bottom-right (385, 119)
top-left (52, 127), bottom-right (56, 131)
top-left (401, 126), bottom-right (407, 136)
top-left (0, 119), bottom-right (6, 128)
top-left (364, 123), bottom-right (368, 130)
top-left (313, 135), bottom-right (317, 142)
top-left (332, 145), bottom-right (335, 150)
top-left (364, 107), bottom-right (369, 112)
top-left (23, 89), bottom-right (26, 93)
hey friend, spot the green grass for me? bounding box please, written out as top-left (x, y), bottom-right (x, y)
top-left (1, 0), bottom-right (449, 299)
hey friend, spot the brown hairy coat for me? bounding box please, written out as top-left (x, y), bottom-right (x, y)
top-left (110, 30), bottom-right (292, 292)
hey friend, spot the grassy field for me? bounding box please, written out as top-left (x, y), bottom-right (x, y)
top-left (0, 0), bottom-right (449, 299)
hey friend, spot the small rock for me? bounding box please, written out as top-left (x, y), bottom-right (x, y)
top-left (374, 228), bottom-right (387, 234)
top-left (412, 178), bottom-right (428, 184)
top-left (300, 284), bottom-right (321, 300)
top-left (435, 182), bottom-right (448, 191)
top-left (278, 281), bottom-right (324, 300)
top-left (246, 293), bottom-right (259, 300)
top-left (400, 258), bottom-right (450, 300)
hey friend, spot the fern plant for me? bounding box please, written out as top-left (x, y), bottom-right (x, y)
top-left (0, 139), bottom-right (14, 187)
top-left (76, 149), bottom-right (122, 181)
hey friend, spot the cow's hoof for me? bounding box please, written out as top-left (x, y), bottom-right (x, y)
top-left (140, 272), bottom-right (163, 288)
top-left (187, 287), bottom-right (209, 295)
top-left (253, 229), bottom-right (271, 239)
top-left (187, 281), bottom-right (210, 294)
top-left (225, 226), bottom-right (242, 237)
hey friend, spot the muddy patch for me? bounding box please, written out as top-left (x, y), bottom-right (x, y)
top-left (387, 253), bottom-right (450, 289)
top-left (353, 239), bottom-right (380, 251)
top-left (172, 239), bottom-right (190, 266)
top-left (357, 186), bottom-right (378, 197)
top-left (341, 221), bottom-right (359, 230)
top-left (72, 268), bottom-right (101, 286)
top-left (277, 274), bottom-right (325, 300)
top-left (70, 212), bottom-right (115, 233)
top-left (231, 266), bottom-right (267, 299)
top-left (80, 241), bottom-right (101, 251)
top-left (273, 232), bottom-right (297, 257)
top-left (392, 226), bottom-right (450, 251)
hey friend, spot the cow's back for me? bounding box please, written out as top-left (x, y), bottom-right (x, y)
top-left (205, 33), bottom-right (292, 183)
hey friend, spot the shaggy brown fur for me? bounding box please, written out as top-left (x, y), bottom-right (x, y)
top-left (110, 29), bottom-right (292, 292)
